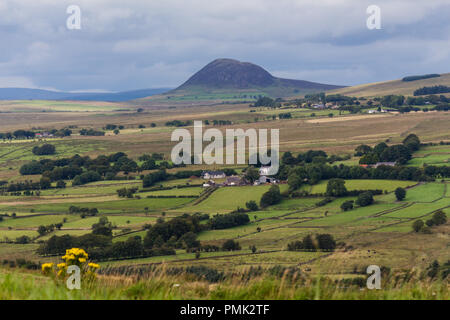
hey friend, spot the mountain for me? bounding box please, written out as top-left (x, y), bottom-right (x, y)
top-left (331, 72), bottom-right (450, 97)
top-left (0, 88), bottom-right (171, 102)
top-left (168, 58), bottom-right (344, 99)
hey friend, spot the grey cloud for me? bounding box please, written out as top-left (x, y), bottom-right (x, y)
top-left (0, 0), bottom-right (448, 91)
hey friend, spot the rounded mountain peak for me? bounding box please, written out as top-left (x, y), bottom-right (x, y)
top-left (179, 58), bottom-right (276, 89)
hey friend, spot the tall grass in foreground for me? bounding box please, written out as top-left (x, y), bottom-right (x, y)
top-left (0, 268), bottom-right (447, 300)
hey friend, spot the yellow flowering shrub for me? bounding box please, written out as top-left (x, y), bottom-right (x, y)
top-left (41, 248), bottom-right (100, 283)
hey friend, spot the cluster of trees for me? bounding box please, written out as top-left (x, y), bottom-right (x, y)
top-left (116, 187), bottom-right (138, 198)
top-left (251, 97), bottom-right (279, 108)
top-left (143, 214), bottom-right (203, 250)
top-left (142, 170), bottom-right (169, 188)
top-left (37, 223), bottom-right (63, 236)
top-left (79, 128), bottom-right (105, 136)
top-left (32, 144), bottom-right (56, 155)
top-left (380, 95), bottom-right (405, 108)
top-left (414, 85), bottom-right (450, 96)
top-left (402, 74), bottom-right (440, 82)
top-left (282, 150), bottom-right (328, 165)
top-left (38, 217), bottom-right (176, 260)
top-left (69, 206), bottom-right (98, 217)
top-left (412, 210), bottom-right (447, 233)
top-left (0, 130), bottom-right (35, 140)
top-left (104, 124), bottom-right (124, 131)
top-left (433, 103), bottom-right (450, 111)
top-left (282, 150), bottom-right (350, 167)
top-left (222, 239), bottom-right (241, 251)
top-left (285, 163), bottom-right (438, 194)
top-left (287, 234), bottom-right (336, 252)
top-left (357, 134), bottom-right (420, 165)
top-left (406, 94), bottom-right (448, 106)
top-left (209, 212), bottom-right (250, 230)
top-left (279, 112), bottom-right (292, 119)
top-left (0, 128), bottom-right (71, 140)
top-left (210, 120), bottom-right (233, 126)
top-left (20, 152), bottom-right (143, 186)
top-left (165, 120), bottom-right (193, 127)
top-left (0, 180), bottom-right (42, 193)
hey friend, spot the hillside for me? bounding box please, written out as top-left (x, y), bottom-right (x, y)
top-left (145, 59), bottom-right (344, 101)
top-left (331, 72), bottom-right (450, 97)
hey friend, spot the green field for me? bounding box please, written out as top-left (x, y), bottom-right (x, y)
top-left (300, 180), bottom-right (416, 194)
top-left (180, 185), bottom-right (289, 213)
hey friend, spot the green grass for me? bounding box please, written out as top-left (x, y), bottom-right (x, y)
top-left (140, 187), bottom-right (203, 197)
top-left (0, 268), bottom-right (446, 300)
top-left (403, 183), bottom-right (446, 202)
top-left (0, 215), bottom-right (75, 228)
top-left (0, 230), bottom-right (38, 241)
top-left (300, 180), bottom-right (416, 194)
top-left (0, 100), bottom-right (127, 112)
top-left (41, 182), bottom-right (142, 196)
top-left (299, 203), bottom-right (401, 227)
top-left (181, 185), bottom-right (289, 213)
top-left (62, 216), bottom-right (156, 229)
top-left (383, 199), bottom-right (449, 219)
top-left (1, 197), bottom-right (193, 214)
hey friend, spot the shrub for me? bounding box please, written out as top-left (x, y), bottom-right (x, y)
top-left (260, 185), bottom-right (282, 208)
top-left (222, 240), bottom-right (241, 251)
top-left (356, 191), bottom-right (374, 207)
top-left (245, 200), bottom-right (259, 211)
top-left (395, 187), bottom-right (406, 201)
top-left (32, 144), bottom-right (56, 156)
top-left (412, 220), bottom-right (424, 233)
top-left (341, 200), bottom-right (354, 211)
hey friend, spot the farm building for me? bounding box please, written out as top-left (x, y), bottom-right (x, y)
top-left (373, 162), bottom-right (396, 168)
top-left (225, 176), bottom-right (245, 186)
top-left (259, 166), bottom-right (273, 176)
top-left (201, 171), bottom-right (226, 179)
top-left (256, 176), bottom-right (278, 185)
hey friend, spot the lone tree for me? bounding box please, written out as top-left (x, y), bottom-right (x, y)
top-left (431, 210), bottom-right (447, 226)
top-left (340, 200), bottom-right (354, 211)
top-left (245, 200), bottom-right (259, 211)
top-left (326, 178), bottom-right (347, 197)
top-left (356, 191), bottom-right (374, 207)
top-left (412, 219), bottom-right (424, 233)
top-left (395, 187), bottom-right (406, 201)
top-left (222, 239), bottom-right (241, 251)
top-left (244, 166), bottom-right (260, 183)
top-left (260, 185), bottom-right (282, 208)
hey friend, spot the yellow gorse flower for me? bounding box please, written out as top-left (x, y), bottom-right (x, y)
top-left (41, 263), bottom-right (54, 272)
top-left (88, 263), bottom-right (100, 269)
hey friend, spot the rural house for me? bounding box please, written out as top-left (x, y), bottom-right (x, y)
top-left (201, 171), bottom-right (226, 180)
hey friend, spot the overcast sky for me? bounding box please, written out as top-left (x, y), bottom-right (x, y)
top-left (0, 0), bottom-right (449, 92)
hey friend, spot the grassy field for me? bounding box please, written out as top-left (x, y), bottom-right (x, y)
top-left (300, 179), bottom-right (416, 194)
top-left (0, 97), bottom-right (448, 300)
top-left (0, 268), bottom-right (447, 300)
top-left (330, 72), bottom-right (450, 97)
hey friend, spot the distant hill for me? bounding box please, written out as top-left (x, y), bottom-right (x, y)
top-left (0, 88), bottom-right (170, 102)
top-left (160, 58), bottom-right (344, 100)
top-left (331, 72), bottom-right (450, 97)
